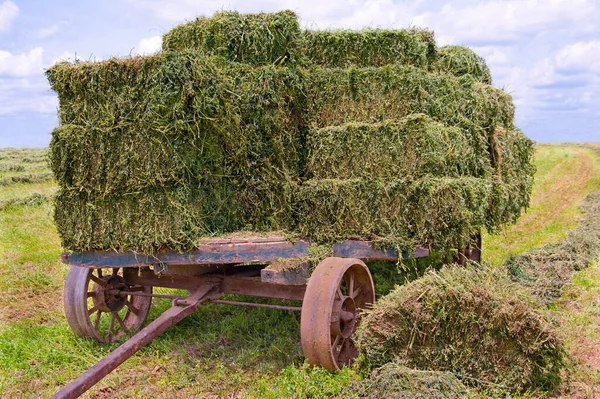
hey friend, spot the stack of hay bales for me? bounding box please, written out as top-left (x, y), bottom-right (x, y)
top-left (47, 10), bottom-right (534, 253)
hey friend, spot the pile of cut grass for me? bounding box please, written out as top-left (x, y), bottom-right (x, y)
top-left (345, 364), bottom-right (468, 399)
top-left (507, 192), bottom-right (600, 303)
top-left (48, 10), bottom-right (535, 253)
top-left (357, 265), bottom-right (566, 393)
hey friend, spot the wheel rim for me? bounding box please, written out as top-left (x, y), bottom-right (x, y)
top-left (301, 257), bottom-right (375, 371)
top-left (64, 266), bottom-right (153, 343)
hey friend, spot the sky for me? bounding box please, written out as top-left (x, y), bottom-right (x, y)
top-left (0, 0), bottom-right (599, 148)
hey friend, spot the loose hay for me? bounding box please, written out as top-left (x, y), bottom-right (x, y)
top-left (346, 364), bottom-right (468, 399)
top-left (356, 265), bottom-right (566, 392)
top-left (508, 192), bottom-right (600, 303)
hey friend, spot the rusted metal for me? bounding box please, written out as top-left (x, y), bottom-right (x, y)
top-left (300, 257), bottom-right (375, 371)
top-left (123, 270), bottom-right (307, 301)
top-left (53, 281), bottom-right (221, 399)
top-left (332, 240), bottom-right (429, 260)
top-left (64, 266), bottom-right (153, 343)
top-left (210, 299), bottom-right (302, 312)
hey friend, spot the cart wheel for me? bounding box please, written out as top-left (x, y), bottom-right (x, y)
top-left (300, 257), bottom-right (375, 371)
top-left (64, 266), bottom-right (153, 343)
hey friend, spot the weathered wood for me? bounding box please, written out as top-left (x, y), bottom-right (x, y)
top-left (261, 260), bottom-right (311, 285)
top-left (332, 240), bottom-right (429, 260)
top-left (61, 237), bottom-right (430, 269)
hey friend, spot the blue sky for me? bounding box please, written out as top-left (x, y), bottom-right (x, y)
top-left (0, 0), bottom-right (599, 148)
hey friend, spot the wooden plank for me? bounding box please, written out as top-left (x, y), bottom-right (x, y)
top-left (62, 239), bottom-right (310, 268)
top-left (261, 261), bottom-right (311, 286)
top-left (332, 240), bottom-right (429, 260)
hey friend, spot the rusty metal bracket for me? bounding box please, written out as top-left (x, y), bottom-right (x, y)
top-left (51, 279), bottom-right (221, 399)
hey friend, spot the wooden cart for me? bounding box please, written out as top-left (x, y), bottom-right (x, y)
top-left (52, 235), bottom-right (480, 398)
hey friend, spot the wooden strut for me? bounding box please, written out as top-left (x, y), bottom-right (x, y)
top-left (51, 280), bottom-right (221, 399)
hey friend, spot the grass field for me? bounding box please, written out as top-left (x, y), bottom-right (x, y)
top-left (0, 144), bottom-right (599, 398)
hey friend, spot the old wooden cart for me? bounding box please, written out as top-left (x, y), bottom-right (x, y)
top-left (53, 235), bottom-right (481, 398)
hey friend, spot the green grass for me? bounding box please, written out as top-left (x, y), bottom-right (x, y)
top-left (484, 144), bottom-right (600, 265)
top-left (0, 145), bottom-right (599, 398)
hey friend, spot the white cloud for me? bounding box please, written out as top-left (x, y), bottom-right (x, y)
top-left (0, 77), bottom-right (57, 116)
top-left (555, 41), bottom-right (600, 73)
top-left (37, 21), bottom-right (67, 39)
top-left (414, 0), bottom-right (597, 45)
top-left (0, 0), bottom-right (18, 31)
top-left (136, 36), bottom-right (162, 55)
top-left (0, 48), bottom-right (44, 77)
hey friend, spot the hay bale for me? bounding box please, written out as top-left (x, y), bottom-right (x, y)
top-left (356, 265), bottom-right (566, 392)
top-left (47, 52), bottom-right (304, 251)
top-left (47, 10), bottom-right (533, 253)
top-left (304, 65), bottom-right (514, 131)
top-left (436, 45), bottom-right (492, 84)
top-left (162, 10), bottom-right (301, 65)
top-left (305, 115), bottom-right (493, 180)
top-left (302, 28), bottom-right (436, 68)
top-left (294, 177), bottom-right (491, 251)
top-left (488, 127), bottom-right (536, 228)
top-left (346, 364), bottom-right (468, 399)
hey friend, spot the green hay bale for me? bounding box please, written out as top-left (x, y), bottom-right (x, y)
top-left (305, 65), bottom-right (514, 131)
top-left (488, 128), bottom-right (536, 229)
top-left (162, 10), bottom-right (301, 65)
top-left (294, 177), bottom-right (491, 252)
top-left (356, 265), bottom-right (566, 392)
top-left (301, 28), bottom-right (436, 68)
top-left (48, 53), bottom-right (304, 251)
top-left (508, 193), bottom-right (600, 303)
top-left (436, 45), bottom-right (492, 84)
top-left (346, 364), bottom-right (468, 399)
top-left (48, 52), bottom-right (305, 194)
top-left (305, 115), bottom-right (492, 180)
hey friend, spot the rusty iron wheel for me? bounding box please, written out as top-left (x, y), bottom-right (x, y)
top-left (300, 257), bottom-right (375, 371)
top-left (63, 266), bottom-right (153, 343)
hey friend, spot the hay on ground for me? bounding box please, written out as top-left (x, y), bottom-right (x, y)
top-left (345, 364), bottom-right (468, 399)
top-left (356, 265), bottom-right (566, 392)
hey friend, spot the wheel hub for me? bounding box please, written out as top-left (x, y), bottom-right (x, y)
top-left (331, 295), bottom-right (357, 338)
top-left (92, 275), bottom-right (128, 312)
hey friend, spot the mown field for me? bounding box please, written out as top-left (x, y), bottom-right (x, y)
top-left (0, 144), bottom-right (599, 398)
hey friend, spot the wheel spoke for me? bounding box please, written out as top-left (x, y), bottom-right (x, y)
top-left (337, 287), bottom-right (344, 300)
top-left (347, 273), bottom-right (355, 297)
top-left (97, 269), bottom-right (103, 277)
top-left (352, 286), bottom-right (362, 300)
top-left (115, 313), bottom-right (129, 334)
top-left (331, 334), bottom-right (341, 350)
top-left (107, 313), bottom-right (116, 341)
top-left (94, 310), bottom-right (102, 330)
top-left (112, 268), bottom-right (119, 277)
top-left (125, 299), bottom-right (140, 315)
top-left (128, 285), bottom-right (146, 292)
top-left (87, 291), bottom-right (96, 298)
top-left (90, 274), bottom-right (106, 287)
top-left (88, 304), bottom-right (100, 316)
